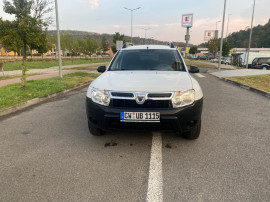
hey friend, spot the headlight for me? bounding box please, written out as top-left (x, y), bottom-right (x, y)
top-left (87, 87), bottom-right (110, 106)
top-left (172, 90), bottom-right (195, 108)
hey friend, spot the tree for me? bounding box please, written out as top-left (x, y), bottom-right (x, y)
top-left (101, 37), bottom-right (109, 52)
top-left (208, 39), bottom-right (219, 56)
top-left (112, 32), bottom-right (125, 44)
top-left (31, 0), bottom-right (54, 29)
top-left (88, 39), bottom-right (99, 54)
top-left (111, 45), bottom-right (117, 54)
top-left (0, 0), bottom-right (50, 90)
top-left (219, 41), bottom-right (231, 57)
top-left (189, 46), bottom-right (198, 54)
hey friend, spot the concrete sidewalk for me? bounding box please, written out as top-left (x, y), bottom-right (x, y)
top-left (0, 62), bottom-right (108, 77)
top-left (211, 69), bottom-right (270, 78)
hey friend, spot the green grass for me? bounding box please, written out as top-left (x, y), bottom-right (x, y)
top-left (2, 58), bottom-right (112, 71)
top-left (0, 72), bottom-right (100, 110)
top-left (227, 75), bottom-right (270, 92)
top-left (0, 73), bottom-right (43, 81)
top-left (184, 59), bottom-right (217, 68)
top-left (69, 62), bottom-right (110, 70)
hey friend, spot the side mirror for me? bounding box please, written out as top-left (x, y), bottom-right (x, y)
top-left (97, 66), bottom-right (106, 73)
top-left (189, 65), bottom-right (199, 73)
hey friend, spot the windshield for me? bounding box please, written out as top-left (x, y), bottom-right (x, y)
top-left (108, 49), bottom-right (186, 71)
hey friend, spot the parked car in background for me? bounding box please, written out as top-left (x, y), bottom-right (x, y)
top-left (222, 57), bottom-right (232, 65)
top-left (251, 57), bottom-right (270, 70)
top-left (197, 56), bottom-right (207, 60)
top-left (210, 57), bottom-right (224, 63)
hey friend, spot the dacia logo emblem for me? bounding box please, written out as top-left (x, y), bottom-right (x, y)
top-left (135, 93), bottom-right (147, 105)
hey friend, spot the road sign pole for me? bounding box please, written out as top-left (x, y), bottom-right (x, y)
top-left (55, 0), bottom-right (62, 78)
top-left (185, 27), bottom-right (190, 57)
top-left (218, 0), bottom-right (227, 72)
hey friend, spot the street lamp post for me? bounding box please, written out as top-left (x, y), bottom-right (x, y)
top-left (246, 0), bottom-right (256, 69)
top-left (216, 20), bottom-right (221, 30)
top-left (218, 0), bottom-right (227, 71)
top-left (124, 7), bottom-right (141, 43)
top-left (140, 28), bottom-right (151, 44)
top-left (226, 14), bottom-right (232, 41)
top-left (215, 20), bottom-right (221, 39)
top-left (55, 0), bottom-right (62, 78)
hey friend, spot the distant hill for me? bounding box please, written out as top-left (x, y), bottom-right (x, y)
top-left (47, 30), bottom-right (187, 47)
top-left (227, 19), bottom-right (270, 48)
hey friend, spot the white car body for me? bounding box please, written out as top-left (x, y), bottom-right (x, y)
top-left (88, 45), bottom-right (203, 101)
top-left (86, 44), bottom-right (204, 139)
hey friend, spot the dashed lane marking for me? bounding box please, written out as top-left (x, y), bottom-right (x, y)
top-left (195, 73), bottom-right (205, 78)
top-left (147, 132), bottom-right (163, 202)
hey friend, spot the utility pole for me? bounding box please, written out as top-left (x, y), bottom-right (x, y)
top-left (218, 0), bottom-right (227, 71)
top-left (215, 20), bottom-right (221, 39)
top-left (140, 28), bottom-right (151, 44)
top-left (55, 0), bottom-right (62, 78)
top-left (124, 7), bottom-right (141, 43)
top-left (246, 0), bottom-right (256, 69)
top-left (226, 14), bottom-right (232, 41)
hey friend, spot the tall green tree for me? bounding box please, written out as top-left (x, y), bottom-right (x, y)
top-left (208, 39), bottom-right (219, 56)
top-left (219, 41), bottom-right (231, 57)
top-left (0, 0), bottom-right (50, 90)
top-left (189, 46), bottom-right (198, 54)
top-left (112, 32), bottom-right (125, 44)
top-left (101, 37), bottom-right (109, 52)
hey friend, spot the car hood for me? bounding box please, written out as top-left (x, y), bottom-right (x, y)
top-left (92, 71), bottom-right (193, 92)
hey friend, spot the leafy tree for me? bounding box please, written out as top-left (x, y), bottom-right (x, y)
top-left (208, 39), bottom-right (219, 56)
top-left (112, 32), bottom-right (125, 44)
top-left (101, 37), bottom-right (109, 52)
top-left (31, 0), bottom-right (54, 29)
top-left (227, 19), bottom-right (270, 48)
top-left (0, 0), bottom-right (51, 90)
top-left (111, 45), bottom-right (117, 54)
top-left (189, 46), bottom-right (198, 54)
top-left (219, 41), bottom-right (231, 57)
top-left (88, 39), bottom-right (99, 54)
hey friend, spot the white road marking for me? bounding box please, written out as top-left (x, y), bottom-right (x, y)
top-left (195, 73), bottom-right (205, 78)
top-left (147, 132), bottom-right (163, 202)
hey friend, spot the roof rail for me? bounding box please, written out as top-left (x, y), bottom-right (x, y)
top-left (122, 42), bottom-right (133, 49)
top-left (168, 42), bottom-right (175, 48)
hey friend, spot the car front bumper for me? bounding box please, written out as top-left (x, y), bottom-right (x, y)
top-left (86, 97), bottom-right (203, 133)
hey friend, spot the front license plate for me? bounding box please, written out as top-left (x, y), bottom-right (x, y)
top-left (120, 112), bottom-right (160, 122)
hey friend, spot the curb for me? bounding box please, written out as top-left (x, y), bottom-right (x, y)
top-left (0, 81), bottom-right (92, 117)
top-left (221, 78), bottom-right (270, 98)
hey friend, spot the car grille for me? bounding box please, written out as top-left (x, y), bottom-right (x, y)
top-left (110, 99), bottom-right (172, 108)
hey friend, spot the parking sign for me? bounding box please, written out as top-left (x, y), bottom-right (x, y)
top-left (182, 14), bottom-right (193, 27)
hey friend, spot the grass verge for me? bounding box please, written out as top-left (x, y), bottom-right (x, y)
top-left (0, 72), bottom-right (99, 110)
top-left (2, 58), bottom-right (112, 71)
top-left (0, 73), bottom-right (43, 81)
top-left (227, 75), bottom-right (270, 92)
top-left (184, 59), bottom-right (217, 68)
top-left (68, 62), bottom-right (110, 70)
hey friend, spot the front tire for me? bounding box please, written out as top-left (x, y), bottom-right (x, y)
top-left (183, 119), bottom-right (201, 140)
top-left (262, 66), bottom-right (268, 70)
top-left (88, 121), bottom-right (105, 136)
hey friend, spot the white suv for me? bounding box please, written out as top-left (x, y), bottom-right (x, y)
top-left (86, 44), bottom-right (203, 139)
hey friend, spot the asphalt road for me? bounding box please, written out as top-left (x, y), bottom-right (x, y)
top-left (0, 70), bottom-right (269, 202)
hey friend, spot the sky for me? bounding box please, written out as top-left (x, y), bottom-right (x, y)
top-left (0, 0), bottom-right (269, 45)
